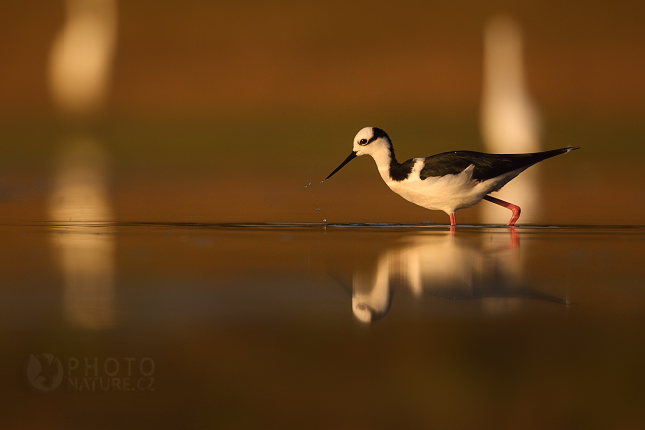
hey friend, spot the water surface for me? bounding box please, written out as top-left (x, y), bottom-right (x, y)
top-left (1, 222), bottom-right (644, 429)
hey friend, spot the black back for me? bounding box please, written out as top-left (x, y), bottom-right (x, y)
top-left (418, 148), bottom-right (576, 181)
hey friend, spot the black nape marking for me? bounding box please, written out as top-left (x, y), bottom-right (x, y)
top-left (364, 127), bottom-right (415, 182)
top-left (367, 127), bottom-right (389, 144)
top-left (380, 130), bottom-right (415, 181)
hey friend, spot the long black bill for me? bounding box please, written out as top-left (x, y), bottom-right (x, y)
top-left (326, 151), bottom-right (357, 180)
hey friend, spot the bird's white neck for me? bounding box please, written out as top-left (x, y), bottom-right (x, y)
top-left (365, 144), bottom-right (396, 181)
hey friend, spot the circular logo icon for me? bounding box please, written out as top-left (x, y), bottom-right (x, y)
top-left (25, 353), bottom-right (63, 392)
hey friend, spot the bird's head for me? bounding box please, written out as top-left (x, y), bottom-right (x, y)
top-left (352, 126), bottom-right (392, 156)
top-left (326, 127), bottom-right (392, 180)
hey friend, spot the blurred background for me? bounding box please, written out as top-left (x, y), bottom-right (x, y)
top-left (2, 3), bottom-right (645, 429)
top-left (0, 0), bottom-right (643, 224)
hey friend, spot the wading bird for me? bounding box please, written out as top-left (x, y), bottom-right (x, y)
top-left (326, 127), bottom-right (577, 226)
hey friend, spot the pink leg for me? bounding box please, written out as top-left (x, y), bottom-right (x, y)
top-left (449, 213), bottom-right (456, 234)
top-left (483, 195), bottom-right (521, 226)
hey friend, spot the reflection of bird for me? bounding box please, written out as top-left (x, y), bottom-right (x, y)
top-left (326, 127), bottom-right (577, 226)
top-left (352, 256), bottom-right (395, 322)
top-left (347, 231), bottom-right (570, 322)
top-left (35, 354), bottom-right (61, 388)
top-left (397, 234), bottom-right (481, 297)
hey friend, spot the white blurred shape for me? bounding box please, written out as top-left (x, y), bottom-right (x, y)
top-left (47, 0), bottom-right (117, 329)
top-left (49, 138), bottom-right (112, 222)
top-left (49, 137), bottom-right (115, 329)
top-left (480, 16), bottom-right (542, 224)
top-left (48, 0), bottom-right (118, 113)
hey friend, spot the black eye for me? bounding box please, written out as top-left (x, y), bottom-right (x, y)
top-left (359, 138), bottom-right (368, 145)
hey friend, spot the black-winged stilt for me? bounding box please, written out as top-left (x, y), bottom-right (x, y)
top-left (326, 127), bottom-right (578, 226)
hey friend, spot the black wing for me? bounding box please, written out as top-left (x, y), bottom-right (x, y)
top-left (419, 147), bottom-right (577, 181)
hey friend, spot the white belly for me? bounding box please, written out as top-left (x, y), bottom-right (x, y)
top-left (382, 164), bottom-right (527, 215)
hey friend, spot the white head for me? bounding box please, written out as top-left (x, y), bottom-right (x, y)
top-left (352, 127), bottom-right (392, 156)
top-left (326, 127), bottom-right (393, 180)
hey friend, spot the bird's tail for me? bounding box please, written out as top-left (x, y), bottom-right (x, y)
top-left (526, 146), bottom-right (579, 164)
